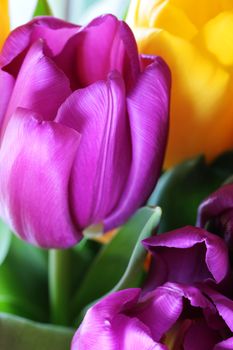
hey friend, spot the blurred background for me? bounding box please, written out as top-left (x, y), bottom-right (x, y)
top-left (9, 0), bottom-right (129, 29)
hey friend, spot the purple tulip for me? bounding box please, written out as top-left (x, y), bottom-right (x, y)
top-left (197, 184), bottom-right (233, 252)
top-left (72, 227), bottom-right (233, 350)
top-left (72, 285), bottom-right (233, 350)
top-left (0, 15), bottom-right (171, 248)
top-left (142, 226), bottom-right (230, 291)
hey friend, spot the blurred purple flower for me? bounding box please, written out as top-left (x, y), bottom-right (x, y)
top-left (143, 225), bottom-right (230, 291)
top-left (72, 227), bottom-right (233, 350)
top-left (197, 184), bottom-right (233, 252)
top-left (0, 15), bottom-right (171, 248)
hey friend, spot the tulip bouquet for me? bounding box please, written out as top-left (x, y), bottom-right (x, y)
top-left (0, 0), bottom-right (233, 349)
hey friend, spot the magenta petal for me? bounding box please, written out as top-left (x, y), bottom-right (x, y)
top-left (0, 16), bottom-right (79, 71)
top-left (72, 288), bottom-right (167, 350)
top-left (197, 185), bottom-right (233, 250)
top-left (135, 284), bottom-right (183, 341)
top-left (0, 108), bottom-right (81, 248)
top-left (0, 70), bottom-right (14, 129)
top-left (2, 40), bottom-right (71, 137)
top-left (105, 58), bottom-right (170, 230)
top-left (214, 338), bottom-right (233, 350)
top-left (197, 184), bottom-right (233, 227)
top-left (207, 289), bottom-right (233, 332)
top-left (72, 283), bottom-right (217, 350)
top-left (111, 315), bottom-right (167, 350)
top-left (71, 289), bottom-right (141, 350)
top-left (55, 14), bottom-right (140, 89)
top-left (143, 226), bottom-right (229, 287)
top-left (74, 314), bottom-right (165, 350)
top-left (75, 14), bottom-right (140, 87)
top-left (136, 282), bottom-right (214, 342)
top-left (56, 71), bottom-right (131, 229)
top-left (183, 319), bottom-right (220, 350)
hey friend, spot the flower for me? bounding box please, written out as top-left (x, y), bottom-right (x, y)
top-left (72, 227), bottom-right (233, 349)
top-left (197, 184), bottom-right (233, 252)
top-left (0, 15), bottom-right (170, 248)
top-left (127, 0), bottom-right (233, 168)
top-left (0, 0), bottom-right (9, 48)
top-left (142, 225), bottom-right (230, 291)
top-left (72, 285), bottom-right (233, 350)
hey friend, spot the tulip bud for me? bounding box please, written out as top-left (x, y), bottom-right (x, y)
top-left (0, 15), bottom-right (170, 248)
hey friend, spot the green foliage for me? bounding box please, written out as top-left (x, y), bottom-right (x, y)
top-left (0, 313), bottom-right (74, 350)
top-left (0, 220), bottom-right (11, 266)
top-left (0, 235), bottom-right (48, 322)
top-left (71, 206), bottom-right (161, 321)
top-left (33, 0), bottom-right (52, 17)
top-left (149, 152), bottom-right (233, 233)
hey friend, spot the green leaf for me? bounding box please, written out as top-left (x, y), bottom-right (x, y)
top-left (0, 312), bottom-right (74, 350)
top-left (70, 239), bottom-right (102, 296)
top-left (149, 151), bottom-right (233, 233)
top-left (0, 236), bottom-right (48, 322)
top-left (71, 206), bottom-right (161, 319)
top-left (33, 0), bottom-right (52, 17)
top-left (111, 207), bottom-right (161, 292)
top-left (0, 221), bottom-right (11, 266)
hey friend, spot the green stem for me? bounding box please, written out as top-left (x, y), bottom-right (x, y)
top-left (49, 249), bottom-right (71, 326)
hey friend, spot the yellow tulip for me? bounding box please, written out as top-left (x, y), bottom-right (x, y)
top-left (0, 0), bottom-right (9, 48)
top-left (127, 0), bottom-right (233, 168)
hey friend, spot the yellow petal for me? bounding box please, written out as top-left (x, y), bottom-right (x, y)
top-left (196, 11), bottom-right (233, 67)
top-left (127, 0), bottom-right (165, 27)
top-left (134, 28), bottom-right (232, 167)
top-left (0, 0), bottom-right (9, 48)
top-left (127, 0), bottom-right (197, 40)
top-left (149, 2), bottom-right (197, 40)
top-left (128, 0), bottom-right (233, 167)
top-left (127, 0), bottom-right (233, 31)
top-left (169, 0), bottom-right (233, 28)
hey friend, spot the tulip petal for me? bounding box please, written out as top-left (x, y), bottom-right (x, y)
top-left (0, 16), bottom-right (78, 72)
top-left (170, 0), bottom-right (233, 29)
top-left (214, 337), bottom-right (233, 350)
top-left (55, 14), bottom-right (140, 90)
top-left (2, 40), bottom-right (71, 137)
top-left (72, 288), bottom-right (167, 350)
top-left (135, 284), bottom-right (183, 341)
top-left (207, 289), bottom-right (233, 332)
top-left (76, 14), bottom-right (140, 89)
top-left (105, 57), bottom-right (170, 230)
top-left (111, 315), bottom-right (167, 350)
top-left (75, 314), bottom-right (164, 350)
top-left (72, 283), bottom-right (219, 350)
top-left (131, 26), bottom-right (232, 168)
top-left (136, 282), bottom-right (214, 342)
top-left (0, 70), bottom-right (14, 129)
top-left (56, 71), bottom-right (131, 229)
top-left (196, 11), bottom-right (233, 67)
top-left (127, 0), bottom-right (233, 30)
top-left (197, 184), bottom-right (233, 229)
top-left (0, 108), bottom-right (81, 248)
top-left (143, 226), bottom-right (229, 287)
top-left (72, 289), bottom-right (141, 350)
top-left (128, 0), bottom-right (198, 40)
top-left (183, 319), bottom-right (220, 350)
